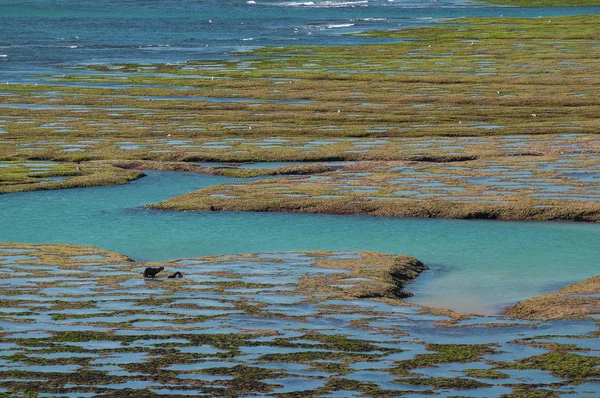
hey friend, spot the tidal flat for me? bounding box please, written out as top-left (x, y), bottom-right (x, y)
top-left (1, 6), bottom-right (600, 396)
top-left (0, 243), bottom-right (597, 397)
top-left (152, 154), bottom-right (600, 222)
top-left (1, 16), bottom-right (600, 222)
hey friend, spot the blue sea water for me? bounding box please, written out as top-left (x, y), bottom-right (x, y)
top-left (1, 0), bottom-right (599, 81)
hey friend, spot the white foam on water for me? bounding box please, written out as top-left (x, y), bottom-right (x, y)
top-left (307, 22), bottom-right (356, 30)
top-left (326, 23), bottom-right (355, 28)
top-left (278, 1), bottom-right (368, 7)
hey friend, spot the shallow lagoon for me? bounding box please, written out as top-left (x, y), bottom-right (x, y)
top-left (0, 170), bottom-right (598, 314)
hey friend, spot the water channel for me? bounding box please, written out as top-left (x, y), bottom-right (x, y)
top-left (1, 170), bottom-right (598, 314)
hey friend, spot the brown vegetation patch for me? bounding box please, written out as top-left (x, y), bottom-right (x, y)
top-left (504, 275), bottom-right (600, 319)
top-left (298, 252), bottom-right (428, 301)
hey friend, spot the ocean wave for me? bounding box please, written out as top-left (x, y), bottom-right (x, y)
top-left (281, 1), bottom-right (315, 5)
top-left (307, 23), bottom-right (355, 30)
top-left (277, 1), bottom-right (368, 7)
top-left (138, 44), bottom-right (177, 49)
top-left (327, 23), bottom-right (355, 28)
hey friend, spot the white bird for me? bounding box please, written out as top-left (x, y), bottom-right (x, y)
top-left (337, 109), bottom-right (340, 113)
top-left (167, 133), bottom-right (171, 137)
top-left (531, 114), bottom-right (536, 117)
top-left (458, 121), bottom-right (462, 124)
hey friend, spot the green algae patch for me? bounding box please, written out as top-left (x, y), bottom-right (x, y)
top-left (512, 352), bottom-right (600, 380)
top-left (504, 386), bottom-right (563, 397)
top-left (504, 275), bottom-right (600, 319)
top-left (101, 159), bottom-right (337, 178)
top-left (393, 344), bottom-right (497, 376)
top-left (464, 368), bottom-right (510, 379)
top-left (481, 0), bottom-right (600, 6)
top-left (399, 376), bottom-right (491, 389)
top-left (0, 161), bottom-right (143, 194)
top-left (299, 333), bottom-right (385, 353)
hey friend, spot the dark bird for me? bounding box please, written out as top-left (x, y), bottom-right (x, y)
top-left (143, 266), bottom-right (164, 278)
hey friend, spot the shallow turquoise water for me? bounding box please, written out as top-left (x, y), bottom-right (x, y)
top-left (1, 171), bottom-right (598, 314)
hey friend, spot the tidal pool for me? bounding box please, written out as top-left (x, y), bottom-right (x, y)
top-left (0, 171), bottom-right (598, 314)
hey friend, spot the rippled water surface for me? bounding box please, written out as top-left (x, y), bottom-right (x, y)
top-left (0, 171), bottom-right (598, 314)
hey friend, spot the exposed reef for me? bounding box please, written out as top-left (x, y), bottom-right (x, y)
top-left (504, 275), bottom-right (600, 319)
top-left (0, 243), bottom-right (598, 396)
